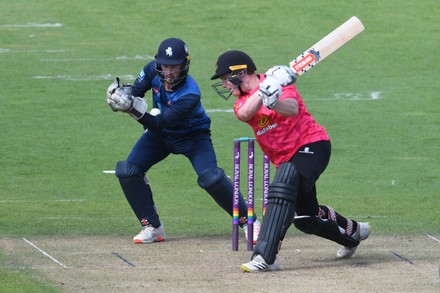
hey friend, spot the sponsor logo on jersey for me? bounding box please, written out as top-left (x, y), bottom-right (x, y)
top-left (257, 115), bottom-right (278, 135)
top-left (258, 115), bottom-right (270, 128)
top-left (257, 123), bottom-right (278, 136)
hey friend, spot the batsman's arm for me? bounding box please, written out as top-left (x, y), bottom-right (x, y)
top-left (270, 97), bottom-right (298, 117)
top-left (236, 90), bottom-right (263, 122)
top-left (272, 84), bottom-right (301, 116)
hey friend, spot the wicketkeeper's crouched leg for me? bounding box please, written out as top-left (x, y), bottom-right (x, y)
top-left (115, 160), bottom-right (161, 228)
top-left (197, 167), bottom-right (250, 222)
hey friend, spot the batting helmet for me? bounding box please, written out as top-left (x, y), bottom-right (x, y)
top-left (155, 38), bottom-right (190, 65)
top-left (155, 38), bottom-right (191, 89)
top-left (211, 50), bottom-right (257, 80)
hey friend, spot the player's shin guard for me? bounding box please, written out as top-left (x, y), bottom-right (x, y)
top-left (293, 205), bottom-right (359, 247)
top-left (115, 160), bottom-right (161, 227)
top-left (253, 162), bottom-right (299, 264)
top-left (197, 167), bottom-right (248, 220)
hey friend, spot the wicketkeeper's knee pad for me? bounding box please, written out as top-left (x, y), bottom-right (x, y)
top-left (115, 160), bottom-right (144, 178)
top-left (197, 167), bottom-right (247, 217)
top-left (197, 167), bottom-right (226, 189)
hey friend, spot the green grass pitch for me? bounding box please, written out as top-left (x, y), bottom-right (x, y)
top-left (0, 0), bottom-right (438, 291)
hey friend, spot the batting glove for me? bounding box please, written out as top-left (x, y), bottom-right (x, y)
top-left (259, 75), bottom-right (282, 110)
top-left (265, 65), bottom-right (297, 86)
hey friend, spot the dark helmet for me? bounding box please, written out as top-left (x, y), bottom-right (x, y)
top-left (211, 50), bottom-right (256, 100)
top-left (155, 38), bottom-right (191, 89)
top-left (211, 50), bottom-right (256, 80)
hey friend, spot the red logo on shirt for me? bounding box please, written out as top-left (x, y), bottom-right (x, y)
top-left (258, 115), bottom-right (270, 128)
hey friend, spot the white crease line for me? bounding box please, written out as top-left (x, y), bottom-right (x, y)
top-left (0, 48), bottom-right (67, 53)
top-left (370, 91), bottom-right (382, 100)
top-left (206, 109), bottom-right (233, 113)
top-left (0, 199), bottom-right (84, 203)
top-left (0, 23), bottom-right (62, 28)
top-left (23, 238), bottom-right (68, 268)
top-left (103, 170), bottom-right (115, 174)
top-left (427, 234), bottom-right (440, 244)
top-left (32, 74), bottom-right (136, 81)
top-left (41, 55), bottom-right (154, 62)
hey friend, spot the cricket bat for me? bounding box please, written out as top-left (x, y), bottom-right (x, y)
top-left (289, 16), bottom-right (365, 77)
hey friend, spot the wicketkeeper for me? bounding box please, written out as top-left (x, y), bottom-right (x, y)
top-left (106, 38), bottom-right (260, 244)
top-left (211, 50), bottom-right (370, 272)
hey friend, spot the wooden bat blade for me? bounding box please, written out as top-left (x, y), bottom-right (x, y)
top-left (289, 16), bottom-right (365, 76)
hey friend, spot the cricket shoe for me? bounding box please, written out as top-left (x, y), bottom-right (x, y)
top-left (242, 219), bottom-right (261, 245)
top-left (241, 254), bottom-right (279, 273)
top-left (133, 224), bottom-right (166, 244)
top-left (336, 222), bottom-right (370, 259)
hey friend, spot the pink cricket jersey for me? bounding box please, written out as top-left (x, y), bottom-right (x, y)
top-left (233, 75), bottom-right (330, 167)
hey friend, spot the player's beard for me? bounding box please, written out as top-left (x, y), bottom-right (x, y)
top-left (164, 73), bottom-right (179, 89)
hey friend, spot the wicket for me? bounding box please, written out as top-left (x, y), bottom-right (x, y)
top-left (232, 137), bottom-right (270, 251)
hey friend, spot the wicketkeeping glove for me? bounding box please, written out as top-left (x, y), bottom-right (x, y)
top-left (259, 75), bottom-right (282, 109)
top-left (265, 65), bottom-right (297, 86)
top-left (106, 77), bottom-right (120, 101)
top-left (107, 78), bottom-right (147, 119)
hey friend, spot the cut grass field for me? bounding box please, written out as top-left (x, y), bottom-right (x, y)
top-left (0, 0), bottom-right (439, 291)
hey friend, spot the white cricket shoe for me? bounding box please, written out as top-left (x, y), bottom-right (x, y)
top-left (242, 219), bottom-right (261, 244)
top-left (241, 254), bottom-right (279, 273)
top-left (337, 222), bottom-right (370, 259)
top-left (133, 224), bottom-right (166, 244)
